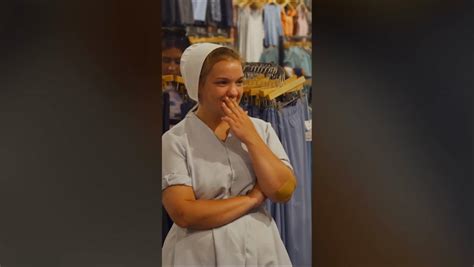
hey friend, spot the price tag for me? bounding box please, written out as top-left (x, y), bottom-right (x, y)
top-left (304, 120), bottom-right (312, 141)
top-left (305, 129), bottom-right (312, 142)
top-left (304, 120), bottom-right (312, 131)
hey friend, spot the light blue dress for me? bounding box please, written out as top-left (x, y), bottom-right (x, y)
top-left (263, 4), bottom-right (283, 47)
top-left (162, 112), bottom-right (293, 266)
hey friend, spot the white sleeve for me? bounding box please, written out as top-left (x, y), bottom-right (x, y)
top-left (264, 122), bottom-right (294, 171)
top-left (162, 134), bottom-right (193, 190)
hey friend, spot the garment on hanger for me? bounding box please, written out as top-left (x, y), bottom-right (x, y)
top-left (238, 5), bottom-right (265, 62)
top-left (162, 0), bottom-right (178, 26)
top-left (237, 5), bottom-right (250, 60)
top-left (219, 0), bottom-right (234, 27)
top-left (209, 0), bottom-right (222, 23)
top-left (243, 6), bottom-right (265, 62)
top-left (205, 0), bottom-right (214, 25)
top-left (305, 2), bottom-right (311, 25)
top-left (305, 0), bottom-right (312, 11)
top-left (191, 0), bottom-right (208, 22)
top-left (163, 84), bottom-right (184, 121)
top-left (263, 3), bottom-right (283, 47)
top-left (275, 98), bottom-right (312, 267)
top-left (232, 1), bottom-right (239, 26)
top-left (285, 46), bottom-right (311, 77)
top-left (295, 3), bottom-right (309, 36)
top-left (177, 0), bottom-right (195, 25)
top-left (281, 5), bottom-right (297, 36)
top-left (260, 47), bottom-right (279, 64)
top-left (260, 46), bottom-right (312, 77)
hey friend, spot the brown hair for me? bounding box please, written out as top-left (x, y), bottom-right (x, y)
top-left (198, 47), bottom-right (242, 91)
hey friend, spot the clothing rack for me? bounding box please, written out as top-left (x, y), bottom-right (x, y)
top-left (188, 36), bottom-right (234, 44)
top-left (242, 62), bottom-right (305, 109)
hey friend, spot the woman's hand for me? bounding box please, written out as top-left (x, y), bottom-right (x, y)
top-left (221, 97), bottom-right (262, 145)
top-left (247, 183), bottom-right (266, 208)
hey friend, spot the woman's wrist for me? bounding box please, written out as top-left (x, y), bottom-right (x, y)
top-left (244, 195), bottom-right (259, 209)
top-left (242, 134), bottom-right (265, 148)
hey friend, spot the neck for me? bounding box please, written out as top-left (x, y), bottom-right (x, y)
top-left (195, 107), bottom-right (228, 132)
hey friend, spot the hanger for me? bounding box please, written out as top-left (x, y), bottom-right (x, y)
top-left (161, 75), bottom-right (185, 85)
top-left (256, 81), bottom-right (282, 95)
top-left (244, 75), bottom-right (270, 93)
top-left (244, 72), bottom-right (285, 96)
top-left (288, 0), bottom-right (299, 8)
top-left (256, 76), bottom-right (293, 96)
top-left (237, 0), bottom-right (250, 8)
top-left (162, 75), bottom-right (174, 83)
top-left (249, 0), bottom-right (266, 9)
top-left (175, 76), bottom-right (184, 84)
top-left (262, 76), bottom-right (305, 100)
top-left (284, 40), bottom-right (311, 49)
top-left (276, 0), bottom-right (289, 6)
top-left (297, 0), bottom-right (307, 10)
top-left (278, 91), bottom-right (301, 109)
top-left (243, 62), bottom-right (287, 97)
top-left (283, 35), bottom-right (312, 49)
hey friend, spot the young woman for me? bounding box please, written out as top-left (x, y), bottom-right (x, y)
top-left (162, 43), bottom-right (296, 266)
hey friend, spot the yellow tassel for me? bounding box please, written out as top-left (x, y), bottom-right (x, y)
top-left (274, 179), bottom-right (296, 202)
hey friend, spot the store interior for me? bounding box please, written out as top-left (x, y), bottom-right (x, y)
top-left (161, 0), bottom-right (312, 266)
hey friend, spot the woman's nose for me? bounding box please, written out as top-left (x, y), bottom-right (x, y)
top-left (227, 84), bottom-right (239, 98)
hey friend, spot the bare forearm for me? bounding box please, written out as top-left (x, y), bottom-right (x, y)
top-left (245, 137), bottom-right (296, 202)
top-left (219, 98), bottom-right (296, 202)
top-left (177, 196), bottom-right (256, 230)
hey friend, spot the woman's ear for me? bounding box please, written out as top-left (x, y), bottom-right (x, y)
top-left (197, 85), bottom-right (202, 102)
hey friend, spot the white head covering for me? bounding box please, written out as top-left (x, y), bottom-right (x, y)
top-left (180, 43), bottom-right (223, 102)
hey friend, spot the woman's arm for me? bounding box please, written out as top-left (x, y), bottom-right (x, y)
top-left (244, 135), bottom-right (297, 202)
top-left (221, 97), bottom-right (297, 202)
top-left (162, 183), bottom-right (266, 230)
